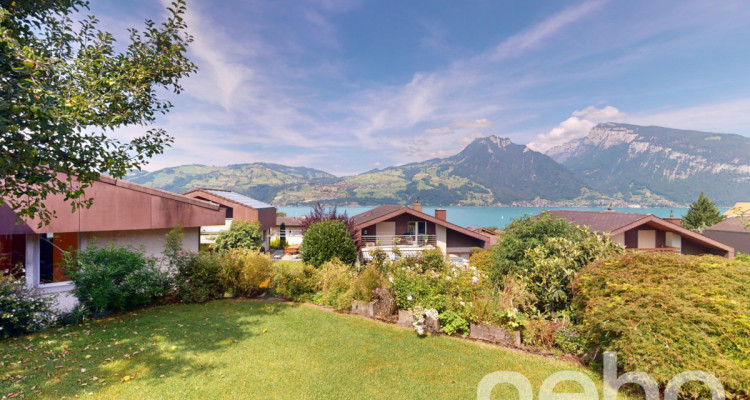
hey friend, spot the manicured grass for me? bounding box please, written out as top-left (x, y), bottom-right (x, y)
top-left (1, 300), bottom-right (636, 399)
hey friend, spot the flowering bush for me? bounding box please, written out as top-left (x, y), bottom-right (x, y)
top-left (219, 248), bottom-right (274, 297)
top-left (0, 269), bottom-right (53, 339)
top-left (552, 325), bottom-right (584, 355)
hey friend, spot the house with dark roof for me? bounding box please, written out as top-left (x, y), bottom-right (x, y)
top-left (547, 210), bottom-right (735, 259)
top-left (352, 203), bottom-right (491, 261)
top-left (702, 218), bottom-right (750, 255)
top-left (182, 188), bottom-right (277, 250)
top-left (271, 216), bottom-right (304, 246)
top-left (0, 176), bottom-right (225, 310)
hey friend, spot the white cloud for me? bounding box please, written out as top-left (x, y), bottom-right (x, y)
top-left (494, 0), bottom-right (606, 59)
top-left (572, 105), bottom-right (625, 120)
top-left (527, 105), bottom-right (625, 152)
top-left (424, 127), bottom-right (453, 135)
top-left (452, 118), bottom-right (493, 128)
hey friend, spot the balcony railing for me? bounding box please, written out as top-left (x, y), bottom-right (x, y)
top-left (361, 234), bottom-right (436, 247)
top-left (628, 247), bottom-right (680, 254)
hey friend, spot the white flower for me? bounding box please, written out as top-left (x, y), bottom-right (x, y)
top-left (445, 276), bottom-right (451, 281)
top-left (472, 276), bottom-right (479, 284)
top-left (460, 301), bottom-right (465, 307)
top-left (407, 295), bottom-right (412, 301)
top-left (388, 275), bottom-right (394, 283)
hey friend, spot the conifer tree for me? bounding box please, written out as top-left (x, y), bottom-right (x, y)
top-left (681, 192), bottom-right (724, 232)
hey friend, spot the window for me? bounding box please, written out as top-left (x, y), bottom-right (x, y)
top-left (40, 232), bottom-right (78, 284)
top-left (0, 234), bottom-right (26, 277)
top-left (407, 221), bottom-right (427, 236)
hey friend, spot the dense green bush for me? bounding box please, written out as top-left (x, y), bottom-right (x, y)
top-left (736, 252), bottom-right (750, 262)
top-left (219, 248), bottom-right (274, 297)
top-left (300, 220), bottom-right (357, 267)
top-left (65, 243), bottom-right (169, 315)
top-left (314, 258), bottom-right (357, 310)
top-left (172, 251), bottom-right (224, 303)
top-left (271, 261), bottom-right (317, 301)
top-left (0, 269), bottom-right (53, 339)
top-left (214, 219), bottom-right (263, 252)
top-left (439, 309), bottom-right (469, 336)
top-left (572, 253), bottom-right (750, 399)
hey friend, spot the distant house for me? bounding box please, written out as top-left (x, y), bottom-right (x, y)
top-left (703, 218), bottom-right (750, 255)
top-left (182, 189), bottom-right (276, 250)
top-left (466, 225), bottom-right (499, 246)
top-left (547, 210), bottom-right (735, 259)
top-left (724, 202), bottom-right (750, 218)
top-left (0, 177), bottom-right (225, 310)
top-left (270, 216), bottom-right (304, 246)
top-left (352, 203), bottom-right (491, 262)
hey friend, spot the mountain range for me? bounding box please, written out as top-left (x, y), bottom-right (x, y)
top-left (127, 123), bottom-right (750, 206)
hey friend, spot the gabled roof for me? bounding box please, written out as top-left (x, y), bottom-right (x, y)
top-left (352, 205), bottom-right (490, 244)
top-left (276, 216), bottom-right (303, 226)
top-left (705, 217), bottom-right (750, 233)
top-left (183, 188), bottom-right (274, 209)
top-left (548, 210), bottom-right (734, 255)
top-left (547, 210), bottom-right (647, 233)
top-left (0, 175), bottom-right (224, 235)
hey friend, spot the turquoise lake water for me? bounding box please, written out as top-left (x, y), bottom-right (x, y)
top-left (277, 206), bottom-right (707, 229)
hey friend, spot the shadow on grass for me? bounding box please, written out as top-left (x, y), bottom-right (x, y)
top-left (0, 299), bottom-right (299, 398)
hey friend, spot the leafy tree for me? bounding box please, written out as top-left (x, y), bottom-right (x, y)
top-left (0, 0), bottom-right (196, 224)
top-left (300, 220), bottom-right (357, 267)
top-left (214, 219), bottom-right (263, 253)
top-left (681, 192), bottom-right (725, 232)
top-left (301, 203), bottom-right (359, 245)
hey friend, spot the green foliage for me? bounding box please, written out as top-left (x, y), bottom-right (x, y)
top-left (219, 248), bottom-right (274, 297)
top-left (468, 249), bottom-right (494, 273)
top-left (0, 268), bottom-right (53, 339)
top-left (171, 251), bottom-right (224, 303)
top-left (490, 212), bottom-right (623, 313)
top-left (572, 253), bottom-right (750, 398)
top-left (552, 325), bottom-right (584, 355)
top-left (161, 224), bottom-right (183, 268)
top-left (439, 310), bottom-right (469, 336)
top-left (65, 243), bottom-right (169, 315)
top-left (315, 259), bottom-right (357, 310)
top-left (270, 261), bottom-right (317, 302)
top-left (269, 237), bottom-right (282, 250)
top-left (0, 0), bottom-right (197, 224)
top-left (350, 266), bottom-right (384, 302)
top-left (681, 192), bottom-right (725, 232)
top-left (300, 220), bottom-right (357, 267)
top-left (214, 219), bottom-right (263, 252)
top-left (736, 253), bottom-right (750, 262)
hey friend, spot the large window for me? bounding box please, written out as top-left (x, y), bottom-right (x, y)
top-left (40, 232), bottom-right (78, 284)
top-left (407, 221), bottom-right (427, 236)
top-left (0, 234), bottom-right (26, 277)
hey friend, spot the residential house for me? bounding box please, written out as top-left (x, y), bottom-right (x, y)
top-left (703, 218), bottom-right (750, 255)
top-left (547, 210), bottom-right (735, 259)
top-left (723, 202), bottom-right (750, 218)
top-left (182, 189), bottom-right (276, 250)
top-left (0, 176), bottom-right (225, 310)
top-left (352, 203), bottom-right (491, 262)
top-left (466, 225), bottom-right (500, 246)
top-left (270, 216), bottom-right (304, 246)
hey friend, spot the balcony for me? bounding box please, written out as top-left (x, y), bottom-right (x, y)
top-left (628, 247), bottom-right (680, 254)
top-left (361, 234), bottom-right (437, 247)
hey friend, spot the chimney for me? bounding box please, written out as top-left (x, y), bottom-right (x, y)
top-left (435, 208), bottom-right (446, 221)
top-left (412, 201), bottom-right (422, 213)
top-left (664, 217), bottom-right (682, 227)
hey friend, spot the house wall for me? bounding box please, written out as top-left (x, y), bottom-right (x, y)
top-left (702, 231), bottom-right (750, 254)
top-left (446, 228), bottom-right (485, 249)
top-left (681, 238), bottom-right (728, 257)
top-left (436, 225), bottom-right (447, 254)
top-left (611, 233), bottom-right (625, 247)
top-left (269, 225), bottom-right (304, 246)
top-left (25, 227), bottom-right (200, 312)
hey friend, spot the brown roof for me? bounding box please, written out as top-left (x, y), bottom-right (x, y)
top-left (548, 210), bottom-right (647, 233)
top-left (350, 205), bottom-right (403, 226)
top-left (276, 216), bottom-right (303, 226)
top-left (351, 205), bottom-right (491, 246)
top-left (0, 175), bottom-right (224, 235)
top-left (705, 217), bottom-right (750, 233)
top-left (548, 210), bottom-right (735, 257)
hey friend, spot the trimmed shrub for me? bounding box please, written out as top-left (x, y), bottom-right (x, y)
top-left (300, 220), bottom-right (357, 267)
top-left (65, 243), bottom-right (169, 316)
top-left (172, 251), bottom-right (224, 303)
top-left (214, 219), bottom-right (263, 252)
top-left (219, 248), bottom-right (274, 297)
top-left (271, 261), bottom-right (317, 301)
top-left (572, 253), bottom-right (750, 399)
top-left (0, 269), bottom-right (53, 339)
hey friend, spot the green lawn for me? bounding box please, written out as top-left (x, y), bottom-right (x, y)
top-left (1, 300), bottom-right (637, 399)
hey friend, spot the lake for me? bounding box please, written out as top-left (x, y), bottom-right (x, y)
top-left (277, 206), bottom-right (701, 229)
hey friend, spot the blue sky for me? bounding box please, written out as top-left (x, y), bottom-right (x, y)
top-left (93, 0), bottom-right (750, 175)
